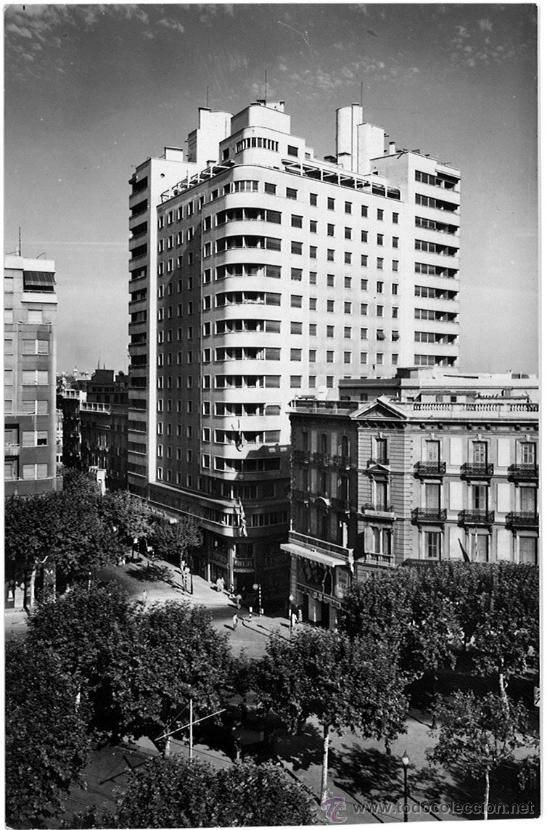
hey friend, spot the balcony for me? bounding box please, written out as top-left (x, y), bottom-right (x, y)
top-left (460, 463), bottom-right (494, 480)
top-left (411, 508), bottom-right (447, 524)
top-left (366, 457), bottom-right (390, 468)
top-left (505, 512), bottom-right (539, 529)
top-left (361, 551), bottom-right (393, 567)
top-left (415, 461), bottom-right (446, 478)
top-left (292, 488), bottom-right (311, 503)
top-left (361, 503), bottom-right (395, 521)
top-left (292, 449), bottom-right (310, 464)
top-left (332, 454), bottom-right (352, 470)
top-left (508, 464), bottom-right (538, 482)
top-left (312, 451), bottom-right (331, 466)
top-left (288, 531), bottom-right (352, 562)
top-left (458, 510), bottom-right (495, 527)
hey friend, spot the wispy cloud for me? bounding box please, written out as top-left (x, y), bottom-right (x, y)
top-left (158, 18), bottom-right (185, 35)
top-left (448, 19), bottom-right (530, 68)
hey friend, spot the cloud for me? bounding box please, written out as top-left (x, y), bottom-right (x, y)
top-left (158, 17), bottom-right (186, 35)
top-left (478, 18), bottom-right (493, 33)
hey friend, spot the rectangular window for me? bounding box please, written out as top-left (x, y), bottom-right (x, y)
top-left (290, 349), bottom-right (302, 361)
top-left (326, 350), bottom-right (334, 362)
top-left (327, 274), bottom-right (335, 287)
top-left (290, 376), bottom-right (301, 388)
top-left (377, 209), bottom-right (384, 221)
top-left (344, 352), bottom-right (351, 364)
top-left (377, 281), bottom-right (384, 293)
top-left (291, 214), bottom-right (303, 228)
top-left (310, 193), bottom-right (318, 206)
top-left (309, 350), bottom-right (316, 362)
top-left (327, 223), bottom-right (335, 236)
top-left (265, 182), bottom-right (277, 194)
top-left (326, 325), bottom-right (334, 338)
top-left (472, 441), bottom-right (488, 465)
top-left (309, 323), bottom-right (317, 335)
top-left (361, 205), bottom-right (368, 218)
top-left (377, 233), bottom-right (384, 246)
top-left (518, 537), bottom-right (537, 564)
top-left (291, 268), bottom-right (303, 281)
top-left (309, 298), bottom-right (317, 311)
top-left (344, 252), bottom-right (351, 264)
top-left (327, 299), bottom-right (334, 313)
top-left (392, 212), bottom-right (399, 224)
top-left (344, 302), bottom-right (352, 314)
top-left (361, 255), bottom-right (368, 267)
top-left (361, 328), bottom-right (368, 340)
top-left (291, 241), bottom-right (303, 255)
top-left (287, 145), bottom-right (299, 157)
top-left (377, 257), bottom-right (383, 270)
top-left (309, 246), bottom-right (317, 259)
top-left (290, 295), bottom-right (302, 308)
top-left (309, 271), bottom-right (317, 284)
top-left (286, 188), bottom-right (297, 200)
top-left (290, 321), bottom-right (302, 334)
top-left (310, 220), bottom-right (317, 233)
top-left (519, 443), bottom-right (536, 465)
top-left (377, 306), bottom-right (384, 317)
top-left (360, 352), bottom-right (367, 364)
top-left (361, 303), bottom-right (368, 316)
top-left (327, 249), bottom-right (335, 262)
top-left (327, 197), bottom-right (335, 210)
top-left (345, 276), bottom-right (352, 289)
top-left (425, 532), bottom-right (441, 559)
top-left (392, 236), bottom-right (399, 248)
top-left (344, 226), bottom-right (352, 239)
top-left (344, 201), bottom-right (352, 214)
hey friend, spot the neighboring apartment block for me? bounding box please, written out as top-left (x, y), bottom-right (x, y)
top-left (127, 99), bottom-right (461, 602)
top-left (4, 255), bottom-right (60, 497)
top-left (283, 369), bottom-right (539, 627)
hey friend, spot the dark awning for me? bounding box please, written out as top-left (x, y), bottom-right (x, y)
top-left (23, 271), bottom-right (55, 292)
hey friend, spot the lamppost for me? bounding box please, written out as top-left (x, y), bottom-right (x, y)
top-left (252, 582), bottom-right (263, 615)
top-left (402, 751), bottom-right (409, 823)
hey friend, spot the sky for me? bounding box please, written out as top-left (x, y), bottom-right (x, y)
top-left (4, 1), bottom-right (538, 374)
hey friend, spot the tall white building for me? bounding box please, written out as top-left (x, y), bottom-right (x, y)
top-left (127, 99), bottom-right (461, 605)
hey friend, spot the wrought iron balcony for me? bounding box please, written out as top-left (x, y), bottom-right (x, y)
top-left (312, 451), bottom-right (331, 465)
top-left (361, 551), bottom-right (394, 567)
top-left (460, 463), bottom-right (494, 479)
top-left (411, 508), bottom-right (447, 524)
top-left (458, 510), bottom-right (495, 526)
top-left (505, 512), bottom-right (539, 529)
top-left (332, 454), bottom-right (352, 469)
top-left (507, 464), bottom-right (538, 482)
top-left (414, 461), bottom-right (446, 477)
top-left (292, 449), bottom-right (311, 464)
top-left (366, 457), bottom-right (390, 468)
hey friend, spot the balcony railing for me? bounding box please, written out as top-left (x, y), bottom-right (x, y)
top-left (292, 489), bottom-right (311, 503)
top-left (411, 508), bottom-right (447, 524)
top-left (332, 454), bottom-right (352, 469)
top-left (415, 461), bottom-right (447, 477)
top-left (505, 512), bottom-right (539, 529)
top-left (508, 464), bottom-right (538, 482)
top-left (330, 496), bottom-right (352, 512)
top-left (361, 552), bottom-right (394, 567)
top-left (288, 531), bottom-right (352, 560)
top-left (366, 457), bottom-right (390, 467)
top-left (461, 463), bottom-right (494, 479)
top-left (312, 451), bottom-right (331, 465)
top-left (292, 449), bottom-right (310, 464)
top-left (458, 510), bottom-right (495, 526)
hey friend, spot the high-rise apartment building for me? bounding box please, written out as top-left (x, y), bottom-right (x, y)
top-left (127, 100), bottom-right (461, 603)
top-left (4, 255), bottom-right (59, 497)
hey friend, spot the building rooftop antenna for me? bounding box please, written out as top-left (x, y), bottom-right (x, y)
top-left (17, 226), bottom-right (22, 256)
top-left (264, 68), bottom-right (268, 102)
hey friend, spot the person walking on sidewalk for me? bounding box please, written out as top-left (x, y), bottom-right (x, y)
top-left (232, 613), bottom-right (238, 631)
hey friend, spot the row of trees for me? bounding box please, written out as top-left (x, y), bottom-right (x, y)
top-left (5, 472), bottom-right (203, 606)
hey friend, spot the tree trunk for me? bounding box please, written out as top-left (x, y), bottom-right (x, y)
top-left (28, 565), bottom-right (37, 609)
top-left (498, 669), bottom-right (510, 716)
top-left (483, 768), bottom-right (490, 820)
top-left (321, 723), bottom-right (330, 804)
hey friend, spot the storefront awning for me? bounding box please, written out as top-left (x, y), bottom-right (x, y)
top-left (281, 543), bottom-right (345, 568)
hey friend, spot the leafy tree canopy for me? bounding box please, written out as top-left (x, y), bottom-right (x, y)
top-left (6, 640), bottom-right (89, 828)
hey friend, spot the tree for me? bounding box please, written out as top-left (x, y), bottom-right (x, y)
top-left (428, 690), bottom-right (531, 820)
top-left (149, 516), bottom-right (202, 566)
top-left (98, 490), bottom-right (156, 546)
top-left (465, 564), bottom-right (539, 711)
top-left (255, 628), bottom-right (408, 802)
top-left (341, 566), bottom-right (458, 684)
top-left (5, 640), bottom-right (89, 827)
top-left (27, 582), bottom-right (134, 741)
top-left (108, 602), bottom-right (233, 751)
top-left (71, 757), bottom-right (316, 828)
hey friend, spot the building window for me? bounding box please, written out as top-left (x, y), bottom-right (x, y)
top-left (377, 257), bottom-right (383, 270)
top-left (361, 328), bottom-right (368, 340)
top-left (377, 233), bottom-right (384, 246)
top-left (309, 298), bottom-right (317, 311)
top-left (344, 352), bottom-right (351, 364)
top-left (286, 187), bottom-right (297, 200)
top-left (287, 144), bottom-right (299, 157)
top-left (344, 302), bottom-right (352, 314)
top-left (377, 209), bottom-right (384, 220)
top-left (326, 350), bottom-right (334, 363)
top-left (344, 326), bottom-right (352, 339)
top-left (392, 212), bottom-right (399, 224)
top-left (290, 349), bottom-right (302, 361)
top-left (290, 376), bottom-right (301, 388)
top-left (291, 295), bottom-right (302, 308)
top-left (360, 352), bottom-right (367, 364)
top-left (309, 323), bottom-right (317, 335)
top-left (265, 182), bottom-right (277, 194)
top-left (361, 205), bottom-right (368, 218)
top-left (326, 325), bottom-right (334, 338)
top-left (327, 197), bottom-right (335, 210)
top-left (327, 376), bottom-right (334, 388)
top-left (376, 281), bottom-right (384, 294)
top-left (344, 252), bottom-right (352, 264)
top-left (291, 241), bottom-right (303, 255)
top-left (472, 484), bottom-right (488, 511)
top-left (290, 321), bottom-right (302, 334)
top-left (361, 255), bottom-right (368, 267)
top-left (310, 193), bottom-right (318, 206)
top-left (327, 249), bottom-right (335, 262)
top-left (291, 214), bottom-right (303, 228)
top-left (309, 271), bottom-right (317, 285)
top-left (425, 532), bottom-right (441, 559)
top-left (327, 299), bottom-right (334, 313)
top-left (472, 441), bottom-right (488, 465)
top-left (309, 376), bottom-right (316, 389)
top-left (327, 274), bottom-right (335, 287)
top-left (310, 220), bottom-right (317, 233)
top-left (392, 260), bottom-right (399, 272)
top-left (344, 226), bottom-right (352, 239)
top-left (518, 537), bottom-right (537, 564)
top-left (327, 223), bottom-right (335, 237)
top-left (310, 246), bottom-right (317, 259)
top-left (519, 442), bottom-right (536, 465)
top-left (291, 268), bottom-right (303, 281)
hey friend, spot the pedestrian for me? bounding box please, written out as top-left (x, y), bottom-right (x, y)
top-left (236, 593), bottom-right (242, 610)
top-left (232, 613), bottom-right (238, 631)
top-left (291, 611), bottom-right (297, 630)
top-left (247, 607), bottom-right (253, 622)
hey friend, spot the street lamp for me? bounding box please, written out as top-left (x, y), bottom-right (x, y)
top-left (252, 582), bottom-right (263, 615)
top-left (401, 751), bottom-right (409, 823)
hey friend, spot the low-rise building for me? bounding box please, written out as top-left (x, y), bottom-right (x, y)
top-left (283, 370), bottom-right (539, 628)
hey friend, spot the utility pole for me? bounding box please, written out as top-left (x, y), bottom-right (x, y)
top-left (189, 697), bottom-right (193, 760)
